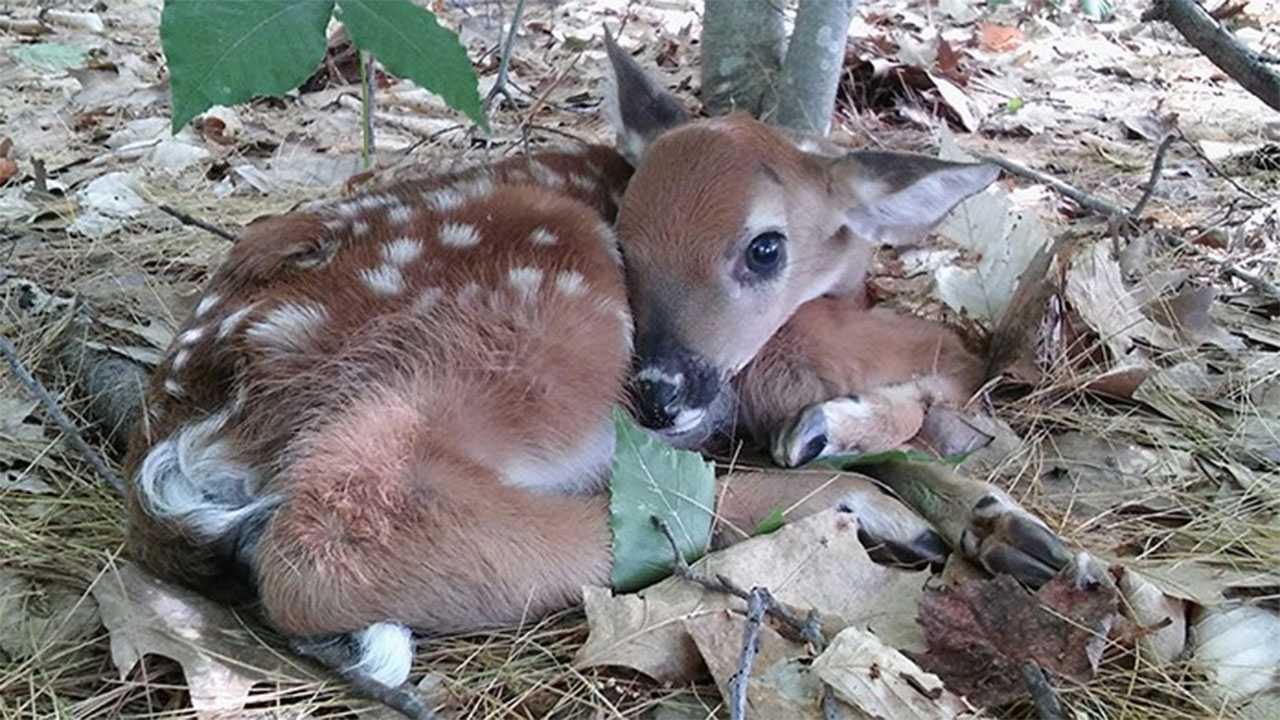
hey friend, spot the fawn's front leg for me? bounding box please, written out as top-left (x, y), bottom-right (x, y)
top-left (733, 295), bottom-right (1071, 586)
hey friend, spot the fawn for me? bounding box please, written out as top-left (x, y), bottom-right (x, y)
top-left (124, 31), bottom-right (1069, 710)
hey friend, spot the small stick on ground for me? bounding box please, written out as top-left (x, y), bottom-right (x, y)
top-left (484, 0), bottom-right (529, 113)
top-left (1128, 134), bottom-right (1179, 220)
top-left (0, 336), bottom-right (125, 494)
top-left (972, 153), bottom-right (1131, 222)
top-left (158, 204), bottom-right (238, 242)
top-left (652, 516), bottom-right (823, 646)
top-left (728, 587), bottom-right (768, 720)
top-left (1020, 662), bottom-right (1065, 720)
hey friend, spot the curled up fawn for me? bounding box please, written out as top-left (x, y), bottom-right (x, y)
top-left (124, 31), bottom-right (1070, 712)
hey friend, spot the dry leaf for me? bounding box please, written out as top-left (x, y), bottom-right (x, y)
top-left (978, 23), bottom-right (1024, 53)
top-left (685, 612), bottom-right (829, 719)
top-left (0, 570), bottom-right (99, 662)
top-left (1064, 239), bottom-right (1156, 364)
top-left (1191, 604), bottom-right (1280, 703)
top-left (1038, 432), bottom-right (1197, 516)
top-left (574, 509), bottom-right (930, 682)
top-left (814, 627), bottom-right (983, 719)
top-left (930, 74), bottom-right (980, 132)
top-left (91, 563), bottom-right (311, 719)
top-left (1116, 568), bottom-right (1187, 665)
top-left (933, 134), bottom-right (1054, 327)
top-left (915, 558), bottom-right (1120, 707)
top-left (1147, 285), bottom-right (1245, 353)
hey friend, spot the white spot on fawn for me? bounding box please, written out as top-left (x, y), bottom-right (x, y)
top-left (414, 286), bottom-right (444, 313)
top-left (171, 348), bottom-right (191, 372)
top-left (457, 282), bottom-right (482, 304)
top-left (357, 194), bottom-right (392, 211)
top-left (178, 327), bottom-right (205, 346)
top-left (381, 237), bottom-right (423, 266)
top-left (529, 161), bottom-right (564, 187)
top-left (387, 204), bottom-right (414, 225)
top-left (351, 220), bottom-right (371, 238)
top-left (456, 174), bottom-right (494, 202)
top-left (568, 173), bottom-right (597, 193)
top-left (360, 265), bottom-right (406, 296)
top-left (194, 294), bottom-right (221, 318)
top-left (555, 270), bottom-right (587, 297)
top-left (596, 222), bottom-right (623, 265)
top-left (422, 187), bottom-right (466, 213)
top-left (507, 267), bottom-right (543, 301)
top-left (439, 222), bottom-right (481, 248)
top-left (217, 303), bottom-right (258, 340)
top-left (246, 302), bottom-right (329, 354)
top-left (528, 227), bottom-right (557, 245)
top-left (324, 217), bottom-right (347, 233)
top-left (164, 378), bottom-right (185, 398)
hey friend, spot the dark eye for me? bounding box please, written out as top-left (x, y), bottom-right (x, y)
top-left (745, 231), bottom-right (786, 276)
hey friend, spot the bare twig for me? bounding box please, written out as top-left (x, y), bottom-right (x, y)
top-left (484, 0), bottom-right (529, 113)
top-left (1143, 0), bottom-right (1280, 112)
top-left (972, 153), bottom-right (1131, 222)
top-left (1176, 127), bottom-right (1267, 204)
top-left (1129, 134), bottom-right (1178, 219)
top-left (157, 204), bottom-right (238, 242)
top-left (1020, 662), bottom-right (1065, 720)
top-left (728, 588), bottom-right (768, 720)
top-left (359, 50), bottom-right (377, 169)
top-left (0, 336), bottom-right (125, 495)
top-left (1161, 232), bottom-right (1280, 300)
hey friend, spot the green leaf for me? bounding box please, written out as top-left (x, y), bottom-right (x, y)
top-left (1005, 97), bottom-right (1025, 114)
top-left (1079, 0), bottom-right (1114, 20)
top-left (752, 507), bottom-right (786, 536)
top-left (336, 0), bottom-right (487, 129)
top-left (810, 448), bottom-right (972, 471)
top-left (161, 0), bottom-right (335, 133)
top-left (11, 43), bottom-right (89, 72)
top-left (609, 408), bottom-right (716, 593)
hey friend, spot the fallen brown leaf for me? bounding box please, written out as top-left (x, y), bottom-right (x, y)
top-left (978, 23), bottom-right (1024, 53)
top-left (914, 558), bottom-right (1121, 707)
top-left (91, 563), bottom-right (313, 719)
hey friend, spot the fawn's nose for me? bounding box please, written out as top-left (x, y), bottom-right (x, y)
top-left (631, 370), bottom-right (684, 430)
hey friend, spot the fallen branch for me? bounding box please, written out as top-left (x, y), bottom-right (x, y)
top-left (973, 153), bottom-right (1131, 222)
top-left (653, 516), bottom-right (835, 719)
top-left (484, 0), bottom-right (529, 113)
top-left (728, 588), bottom-right (768, 720)
top-left (157, 204), bottom-right (238, 242)
top-left (1143, 0), bottom-right (1280, 112)
top-left (1128, 134), bottom-right (1178, 219)
top-left (0, 336), bottom-right (125, 494)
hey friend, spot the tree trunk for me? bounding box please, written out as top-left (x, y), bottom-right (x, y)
top-left (700, 0), bottom-right (786, 116)
top-left (774, 0), bottom-right (859, 134)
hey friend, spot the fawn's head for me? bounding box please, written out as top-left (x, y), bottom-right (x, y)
top-left (603, 31), bottom-right (999, 442)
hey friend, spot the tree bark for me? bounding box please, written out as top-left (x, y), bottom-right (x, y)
top-left (773, 0), bottom-right (859, 134)
top-left (1143, 0), bottom-right (1280, 113)
top-left (700, 0), bottom-right (786, 116)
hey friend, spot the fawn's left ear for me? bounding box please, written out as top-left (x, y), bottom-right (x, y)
top-left (602, 26), bottom-right (691, 165)
top-left (829, 151), bottom-right (1000, 246)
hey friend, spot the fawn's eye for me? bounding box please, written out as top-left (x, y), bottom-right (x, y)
top-left (744, 231), bottom-right (786, 277)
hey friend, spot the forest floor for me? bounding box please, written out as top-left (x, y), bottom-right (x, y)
top-left (1, 0), bottom-right (1279, 718)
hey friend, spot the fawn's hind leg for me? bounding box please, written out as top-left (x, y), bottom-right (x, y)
top-left (733, 295), bottom-right (1071, 586)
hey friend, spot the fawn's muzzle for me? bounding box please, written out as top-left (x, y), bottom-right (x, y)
top-left (629, 345), bottom-right (721, 435)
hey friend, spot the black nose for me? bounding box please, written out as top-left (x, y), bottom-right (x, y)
top-left (633, 376), bottom-right (682, 429)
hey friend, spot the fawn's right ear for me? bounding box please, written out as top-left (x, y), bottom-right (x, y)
top-left (602, 27), bottom-right (691, 165)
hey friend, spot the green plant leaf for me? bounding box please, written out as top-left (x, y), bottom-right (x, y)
top-left (161, 0), bottom-right (335, 133)
top-left (752, 507), bottom-right (786, 536)
top-left (811, 448), bottom-right (972, 470)
top-left (1006, 97), bottom-right (1025, 113)
top-left (336, 0), bottom-right (486, 129)
top-left (11, 43), bottom-right (89, 72)
top-left (609, 408), bottom-right (716, 593)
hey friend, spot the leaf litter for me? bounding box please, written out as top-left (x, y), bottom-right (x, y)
top-left (1, 0), bottom-right (1279, 716)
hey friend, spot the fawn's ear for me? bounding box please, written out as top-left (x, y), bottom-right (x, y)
top-left (602, 26), bottom-right (691, 165)
top-left (829, 151), bottom-right (1000, 246)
